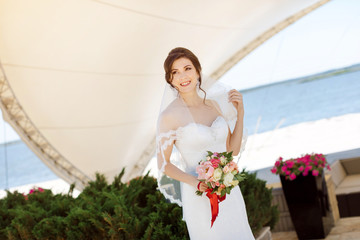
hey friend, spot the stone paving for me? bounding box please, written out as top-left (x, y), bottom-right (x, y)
top-left (272, 216), bottom-right (360, 240)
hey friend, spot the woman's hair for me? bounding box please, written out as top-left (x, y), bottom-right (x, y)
top-left (164, 47), bottom-right (207, 103)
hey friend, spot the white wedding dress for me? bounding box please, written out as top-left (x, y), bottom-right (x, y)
top-left (174, 115), bottom-right (255, 240)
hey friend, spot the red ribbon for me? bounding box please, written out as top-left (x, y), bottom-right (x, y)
top-left (206, 189), bottom-right (226, 228)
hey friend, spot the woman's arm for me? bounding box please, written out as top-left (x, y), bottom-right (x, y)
top-left (226, 89), bottom-right (245, 156)
top-left (157, 114), bottom-right (208, 191)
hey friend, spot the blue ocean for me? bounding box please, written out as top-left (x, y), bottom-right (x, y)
top-left (242, 68), bottom-right (360, 135)
top-left (1, 67), bottom-right (360, 189)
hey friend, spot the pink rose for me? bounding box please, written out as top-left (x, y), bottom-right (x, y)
top-left (223, 165), bottom-right (230, 173)
top-left (275, 160), bottom-right (281, 167)
top-left (229, 161), bottom-right (238, 171)
top-left (298, 166), bottom-right (304, 172)
top-left (281, 166), bottom-right (287, 173)
top-left (196, 165), bottom-right (207, 179)
top-left (271, 167), bottom-right (277, 174)
top-left (215, 182), bottom-right (220, 187)
top-left (312, 170), bottom-right (319, 176)
top-left (286, 170), bottom-right (291, 175)
top-left (205, 166), bottom-right (215, 180)
top-left (210, 158), bottom-right (221, 168)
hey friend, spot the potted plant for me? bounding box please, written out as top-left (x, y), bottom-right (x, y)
top-left (271, 153), bottom-right (333, 240)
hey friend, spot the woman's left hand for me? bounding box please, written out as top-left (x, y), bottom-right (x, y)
top-left (228, 89), bottom-right (244, 114)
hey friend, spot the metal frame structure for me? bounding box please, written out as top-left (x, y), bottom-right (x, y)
top-left (0, 0), bottom-right (330, 189)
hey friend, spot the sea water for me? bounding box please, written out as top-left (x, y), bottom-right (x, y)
top-left (1, 70), bottom-right (360, 189)
top-left (242, 70), bottom-right (360, 135)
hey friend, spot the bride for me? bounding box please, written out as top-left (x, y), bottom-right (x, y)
top-left (156, 47), bottom-right (255, 240)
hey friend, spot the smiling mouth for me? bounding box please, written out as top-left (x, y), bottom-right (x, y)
top-left (180, 81), bottom-right (191, 86)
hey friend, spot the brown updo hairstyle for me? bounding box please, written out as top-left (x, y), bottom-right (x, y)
top-left (164, 47), bottom-right (207, 103)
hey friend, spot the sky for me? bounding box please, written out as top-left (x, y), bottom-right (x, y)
top-left (0, 0), bottom-right (360, 145)
top-left (220, 0), bottom-right (360, 90)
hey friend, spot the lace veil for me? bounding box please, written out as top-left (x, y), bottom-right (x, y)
top-left (156, 76), bottom-right (247, 206)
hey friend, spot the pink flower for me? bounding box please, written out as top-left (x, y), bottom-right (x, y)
top-left (23, 193), bottom-right (28, 201)
top-left (305, 165), bottom-right (312, 171)
top-left (215, 182), bottom-right (220, 187)
top-left (327, 165), bottom-right (331, 171)
top-left (281, 166), bottom-right (287, 173)
top-left (271, 167), bottom-right (277, 174)
top-left (312, 170), bottom-right (319, 176)
top-left (303, 170), bottom-right (309, 176)
top-left (223, 165), bottom-right (230, 173)
top-left (210, 158), bottom-right (221, 168)
top-left (205, 166), bottom-right (215, 180)
top-left (286, 170), bottom-right (291, 175)
top-left (213, 152), bottom-right (219, 157)
top-left (220, 184), bottom-right (225, 189)
top-left (286, 161), bottom-right (295, 168)
top-left (275, 160), bottom-right (281, 167)
top-left (229, 161), bottom-right (237, 170)
top-left (298, 166), bottom-right (304, 172)
top-left (289, 173), bottom-right (296, 180)
top-left (196, 165), bottom-right (207, 179)
top-left (38, 187), bottom-right (44, 192)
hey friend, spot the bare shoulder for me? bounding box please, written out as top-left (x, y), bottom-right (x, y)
top-left (205, 99), bottom-right (222, 115)
top-left (206, 99), bottom-right (220, 108)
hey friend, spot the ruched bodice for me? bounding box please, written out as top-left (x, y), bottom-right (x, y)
top-left (175, 115), bottom-right (228, 176)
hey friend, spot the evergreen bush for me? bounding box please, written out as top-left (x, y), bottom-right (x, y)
top-left (239, 170), bottom-right (280, 236)
top-left (0, 170), bottom-right (188, 240)
top-left (0, 169), bottom-right (278, 239)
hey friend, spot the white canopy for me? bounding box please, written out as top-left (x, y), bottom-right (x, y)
top-left (0, 0), bottom-right (329, 189)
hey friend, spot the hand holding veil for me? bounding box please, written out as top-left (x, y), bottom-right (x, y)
top-left (156, 76), bottom-right (248, 206)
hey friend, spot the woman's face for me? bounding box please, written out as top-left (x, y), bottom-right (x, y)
top-left (170, 57), bottom-right (199, 93)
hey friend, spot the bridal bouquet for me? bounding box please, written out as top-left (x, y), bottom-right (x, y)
top-left (195, 151), bottom-right (245, 227)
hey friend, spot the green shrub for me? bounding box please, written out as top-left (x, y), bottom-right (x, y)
top-left (0, 170), bottom-right (188, 240)
top-left (0, 169), bottom-right (278, 239)
top-left (239, 170), bottom-right (280, 236)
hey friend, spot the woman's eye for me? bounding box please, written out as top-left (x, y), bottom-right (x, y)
top-left (186, 67), bottom-right (191, 70)
top-left (172, 71), bottom-right (177, 75)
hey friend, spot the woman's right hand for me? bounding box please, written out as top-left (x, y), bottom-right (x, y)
top-left (197, 181), bottom-right (209, 192)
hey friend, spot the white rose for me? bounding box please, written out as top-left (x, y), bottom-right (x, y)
top-left (231, 180), bottom-right (239, 186)
top-left (220, 156), bottom-right (226, 165)
top-left (212, 168), bottom-right (223, 182)
top-left (223, 172), bottom-right (235, 187)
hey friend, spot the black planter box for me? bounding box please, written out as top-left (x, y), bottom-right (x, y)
top-left (280, 174), bottom-right (333, 240)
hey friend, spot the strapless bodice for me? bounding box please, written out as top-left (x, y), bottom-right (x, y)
top-left (174, 116), bottom-right (228, 176)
